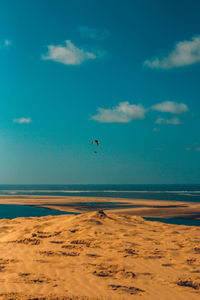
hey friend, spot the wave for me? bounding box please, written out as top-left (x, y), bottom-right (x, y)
top-left (1, 190), bottom-right (200, 194)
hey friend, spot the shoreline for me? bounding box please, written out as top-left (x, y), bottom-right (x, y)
top-left (0, 195), bottom-right (200, 220)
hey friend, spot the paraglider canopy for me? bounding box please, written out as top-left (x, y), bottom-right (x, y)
top-left (91, 140), bottom-right (99, 146)
top-left (91, 140), bottom-right (100, 153)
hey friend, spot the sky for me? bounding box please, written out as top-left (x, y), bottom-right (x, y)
top-left (0, 0), bottom-right (200, 184)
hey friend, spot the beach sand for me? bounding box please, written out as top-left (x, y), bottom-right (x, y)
top-left (0, 205), bottom-right (200, 299)
top-left (0, 195), bottom-right (200, 219)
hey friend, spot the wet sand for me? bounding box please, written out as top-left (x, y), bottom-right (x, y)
top-left (0, 195), bottom-right (200, 219)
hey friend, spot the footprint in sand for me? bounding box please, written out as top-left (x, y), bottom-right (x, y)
top-left (194, 247), bottom-right (200, 254)
top-left (108, 284), bottom-right (144, 295)
top-left (18, 272), bottom-right (53, 284)
top-left (70, 239), bottom-right (92, 247)
top-left (69, 228), bottom-right (79, 233)
top-left (162, 263), bottom-right (174, 267)
top-left (176, 278), bottom-right (200, 290)
top-left (50, 240), bottom-right (65, 244)
top-left (123, 248), bottom-right (139, 257)
top-left (0, 293), bottom-right (24, 300)
top-left (0, 258), bottom-right (18, 272)
top-left (61, 244), bottom-right (79, 249)
top-left (86, 253), bottom-right (101, 258)
top-left (9, 238), bottom-right (40, 245)
top-left (60, 239), bottom-right (97, 251)
top-left (39, 250), bottom-right (80, 257)
top-left (32, 231), bottom-right (61, 238)
top-left (186, 258), bottom-right (197, 265)
top-left (91, 263), bottom-right (135, 279)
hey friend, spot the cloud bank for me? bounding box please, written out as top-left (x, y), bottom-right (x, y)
top-left (91, 102), bottom-right (146, 123)
top-left (144, 35), bottom-right (200, 69)
top-left (91, 100), bottom-right (188, 124)
top-left (42, 40), bottom-right (97, 65)
top-left (151, 101), bottom-right (188, 114)
top-left (13, 118), bottom-right (32, 124)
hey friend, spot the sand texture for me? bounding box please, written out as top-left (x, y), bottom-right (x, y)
top-left (0, 210), bottom-right (200, 299)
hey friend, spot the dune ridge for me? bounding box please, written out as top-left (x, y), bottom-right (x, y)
top-left (0, 210), bottom-right (200, 299)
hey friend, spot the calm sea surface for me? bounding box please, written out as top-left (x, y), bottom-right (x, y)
top-left (0, 204), bottom-right (78, 219)
top-left (0, 184), bottom-right (199, 202)
top-left (0, 184), bottom-right (200, 225)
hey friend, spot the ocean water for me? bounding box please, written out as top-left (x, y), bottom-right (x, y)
top-left (0, 184), bottom-right (200, 202)
top-left (0, 184), bottom-right (200, 225)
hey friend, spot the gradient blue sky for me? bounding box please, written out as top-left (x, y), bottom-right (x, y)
top-left (1, 0), bottom-right (200, 184)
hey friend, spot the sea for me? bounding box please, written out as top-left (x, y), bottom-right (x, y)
top-left (0, 184), bottom-right (200, 226)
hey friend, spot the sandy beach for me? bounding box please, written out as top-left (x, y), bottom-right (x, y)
top-left (0, 195), bottom-right (200, 219)
top-left (0, 197), bottom-right (200, 299)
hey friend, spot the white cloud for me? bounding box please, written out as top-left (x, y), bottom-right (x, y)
top-left (195, 146), bottom-right (200, 152)
top-left (155, 117), bottom-right (181, 125)
top-left (186, 145), bottom-right (200, 152)
top-left (0, 39), bottom-right (12, 48)
top-left (91, 100), bottom-right (189, 125)
top-left (185, 147), bottom-right (191, 151)
top-left (151, 101), bottom-right (188, 114)
top-left (144, 35), bottom-right (200, 69)
top-left (91, 102), bottom-right (146, 123)
top-left (13, 117), bottom-right (32, 124)
top-left (4, 39), bottom-right (12, 47)
top-left (42, 40), bottom-right (97, 65)
top-left (78, 26), bottom-right (110, 40)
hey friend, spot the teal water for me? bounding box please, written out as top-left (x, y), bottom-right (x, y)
top-left (0, 204), bottom-right (78, 219)
top-left (0, 204), bottom-right (199, 227)
top-left (0, 184), bottom-right (200, 226)
top-left (0, 184), bottom-right (199, 202)
top-left (145, 217), bottom-right (200, 227)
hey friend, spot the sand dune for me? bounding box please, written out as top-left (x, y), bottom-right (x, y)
top-left (0, 210), bottom-right (200, 299)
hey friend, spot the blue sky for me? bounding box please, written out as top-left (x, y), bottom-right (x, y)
top-left (0, 0), bottom-right (200, 184)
